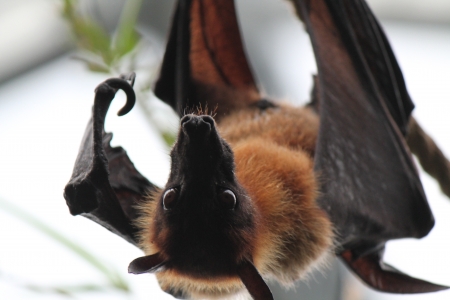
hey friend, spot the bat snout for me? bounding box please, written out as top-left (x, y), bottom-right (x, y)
top-left (181, 115), bottom-right (215, 138)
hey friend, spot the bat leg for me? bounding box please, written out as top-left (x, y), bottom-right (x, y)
top-left (340, 249), bottom-right (449, 293)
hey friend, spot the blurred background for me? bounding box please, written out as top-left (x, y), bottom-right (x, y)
top-left (0, 0), bottom-right (449, 299)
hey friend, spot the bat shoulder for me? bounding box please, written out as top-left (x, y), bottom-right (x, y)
top-left (218, 103), bottom-right (320, 156)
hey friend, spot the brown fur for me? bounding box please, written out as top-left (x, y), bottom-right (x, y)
top-left (219, 103), bottom-right (319, 156)
top-left (136, 188), bottom-right (163, 254)
top-left (220, 104), bottom-right (333, 284)
top-left (157, 270), bottom-right (245, 299)
top-left (136, 103), bottom-right (333, 298)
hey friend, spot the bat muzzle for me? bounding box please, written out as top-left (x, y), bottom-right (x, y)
top-left (181, 115), bottom-right (215, 139)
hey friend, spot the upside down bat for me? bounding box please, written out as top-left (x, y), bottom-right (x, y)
top-left (64, 0), bottom-right (450, 299)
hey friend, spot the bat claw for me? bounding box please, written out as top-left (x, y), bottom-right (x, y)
top-left (94, 74), bottom-right (136, 117)
top-left (119, 72), bottom-right (136, 87)
top-left (102, 76), bottom-right (136, 116)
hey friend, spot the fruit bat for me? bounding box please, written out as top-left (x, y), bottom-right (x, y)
top-left (64, 0), bottom-right (450, 299)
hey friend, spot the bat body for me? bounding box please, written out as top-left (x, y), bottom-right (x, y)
top-left (64, 0), bottom-right (450, 299)
top-left (134, 103), bottom-right (332, 298)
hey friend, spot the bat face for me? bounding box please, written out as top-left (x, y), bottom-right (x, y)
top-left (139, 115), bottom-right (257, 279)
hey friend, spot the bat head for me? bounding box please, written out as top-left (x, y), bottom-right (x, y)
top-left (149, 114), bottom-right (258, 278)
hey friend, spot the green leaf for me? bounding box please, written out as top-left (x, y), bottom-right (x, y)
top-left (162, 132), bottom-right (177, 147)
top-left (62, 0), bottom-right (114, 66)
top-left (86, 63), bottom-right (111, 73)
top-left (114, 0), bottom-right (143, 58)
top-left (78, 21), bottom-right (112, 58)
top-left (72, 55), bottom-right (111, 73)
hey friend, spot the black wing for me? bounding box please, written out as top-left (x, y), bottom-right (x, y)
top-left (64, 74), bottom-right (156, 246)
top-left (292, 0), bottom-right (446, 292)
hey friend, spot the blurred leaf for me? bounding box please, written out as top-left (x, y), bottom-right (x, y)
top-left (62, 0), bottom-right (113, 66)
top-left (25, 282), bottom-right (130, 296)
top-left (0, 198), bottom-right (130, 293)
top-left (114, 0), bottom-right (143, 58)
top-left (73, 55), bottom-right (111, 73)
top-left (87, 62), bottom-right (112, 73)
top-left (26, 283), bottom-right (108, 297)
top-left (1, 267), bottom-right (127, 298)
top-left (74, 20), bottom-right (113, 65)
top-left (162, 132), bottom-right (177, 147)
top-left (62, 0), bottom-right (143, 70)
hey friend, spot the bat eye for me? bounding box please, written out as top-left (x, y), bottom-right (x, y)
top-left (219, 189), bottom-right (236, 210)
top-left (163, 188), bottom-right (178, 210)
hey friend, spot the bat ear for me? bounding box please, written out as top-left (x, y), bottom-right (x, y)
top-left (154, 0), bottom-right (260, 119)
top-left (341, 249), bottom-right (448, 293)
top-left (64, 73), bottom-right (156, 245)
top-left (236, 259), bottom-right (273, 300)
top-left (128, 253), bottom-right (166, 274)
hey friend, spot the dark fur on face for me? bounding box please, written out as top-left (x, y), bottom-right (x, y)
top-left (151, 114), bottom-right (258, 278)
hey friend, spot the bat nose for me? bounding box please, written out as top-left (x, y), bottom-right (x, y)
top-left (181, 115), bottom-right (215, 137)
